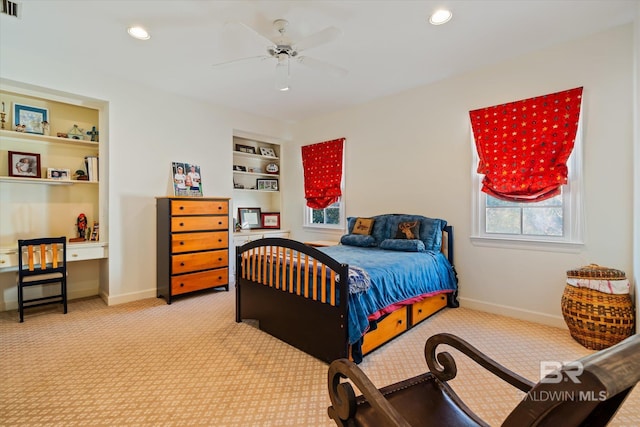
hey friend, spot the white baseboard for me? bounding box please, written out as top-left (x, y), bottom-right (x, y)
top-left (102, 288), bottom-right (157, 306)
top-left (459, 296), bottom-right (568, 329)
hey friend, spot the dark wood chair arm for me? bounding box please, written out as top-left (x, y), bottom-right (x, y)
top-left (425, 333), bottom-right (535, 393)
top-left (328, 358), bottom-right (412, 427)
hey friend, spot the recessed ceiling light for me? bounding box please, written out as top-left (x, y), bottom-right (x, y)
top-left (127, 26), bottom-right (150, 40)
top-left (429, 9), bottom-right (452, 25)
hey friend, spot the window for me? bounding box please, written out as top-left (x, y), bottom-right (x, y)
top-left (471, 128), bottom-right (584, 248)
top-left (304, 199), bottom-right (345, 229)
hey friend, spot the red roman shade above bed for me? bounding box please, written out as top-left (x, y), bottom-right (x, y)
top-left (301, 138), bottom-right (345, 209)
top-left (469, 87), bottom-right (583, 202)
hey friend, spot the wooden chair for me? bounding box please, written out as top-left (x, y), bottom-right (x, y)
top-left (328, 332), bottom-right (640, 426)
top-left (17, 237), bottom-right (67, 322)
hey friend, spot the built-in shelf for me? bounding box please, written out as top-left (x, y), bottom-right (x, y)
top-left (0, 129), bottom-right (98, 148)
top-left (0, 176), bottom-right (97, 185)
top-left (233, 170), bottom-right (279, 178)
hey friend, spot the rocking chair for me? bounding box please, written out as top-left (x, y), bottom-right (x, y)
top-left (328, 333), bottom-right (640, 426)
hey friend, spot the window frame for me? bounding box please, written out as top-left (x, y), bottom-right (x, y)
top-left (470, 121), bottom-right (585, 252)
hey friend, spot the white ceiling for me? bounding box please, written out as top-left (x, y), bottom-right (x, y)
top-left (0, 1), bottom-right (636, 122)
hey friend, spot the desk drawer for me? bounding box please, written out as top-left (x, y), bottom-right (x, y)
top-left (171, 216), bottom-right (228, 232)
top-left (68, 245), bottom-right (107, 261)
top-left (171, 231), bottom-right (228, 253)
top-left (172, 250), bottom-right (228, 274)
top-left (171, 200), bottom-right (228, 216)
top-left (171, 268), bottom-right (228, 295)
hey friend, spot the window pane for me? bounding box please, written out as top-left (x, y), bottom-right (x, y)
top-left (311, 209), bottom-right (325, 224)
top-left (486, 208), bottom-right (521, 234)
top-left (523, 207), bottom-right (563, 236)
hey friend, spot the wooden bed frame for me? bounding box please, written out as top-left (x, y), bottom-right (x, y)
top-left (235, 226), bottom-right (458, 363)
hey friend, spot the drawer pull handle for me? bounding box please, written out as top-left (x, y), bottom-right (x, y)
top-left (218, 258), bottom-right (222, 261)
top-left (397, 320), bottom-right (403, 325)
top-left (72, 254), bottom-right (78, 258)
top-left (418, 309), bottom-right (422, 314)
top-left (218, 239), bottom-right (222, 242)
top-left (0, 260), bottom-right (5, 264)
top-left (180, 262), bottom-right (185, 266)
top-left (179, 206), bottom-right (184, 210)
top-left (180, 222), bottom-right (184, 227)
top-left (180, 283), bottom-right (184, 287)
top-left (218, 221), bottom-right (222, 225)
top-left (180, 242), bottom-right (184, 245)
top-left (218, 206), bottom-right (222, 210)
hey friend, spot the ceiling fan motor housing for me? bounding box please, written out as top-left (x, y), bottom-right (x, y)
top-left (268, 45), bottom-right (298, 58)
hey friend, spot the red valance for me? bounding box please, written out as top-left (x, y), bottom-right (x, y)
top-left (301, 138), bottom-right (344, 209)
top-left (469, 87), bottom-right (583, 202)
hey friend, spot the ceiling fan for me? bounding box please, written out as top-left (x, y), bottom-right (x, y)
top-left (214, 19), bottom-right (348, 91)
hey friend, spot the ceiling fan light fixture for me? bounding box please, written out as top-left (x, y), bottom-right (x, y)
top-left (127, 26), bottom-right (150, 40)
top-left (276, 53), bottom-right (290, 92)
top-left (429, 9), bottom-right (452, 25)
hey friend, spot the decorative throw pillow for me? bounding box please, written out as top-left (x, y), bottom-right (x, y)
top-left (352, 217), bottom-right (375, 235)
top-left (379, 239), bottom-right (426, 252)
top-left (340, 234), bottom-right (376, 247)
top-left (395, 221), bottom-right (420, 240)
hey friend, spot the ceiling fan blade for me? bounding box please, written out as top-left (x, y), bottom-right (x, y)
top-left (294, 26), bottom-right (342, 52)
top-left (235, 21), bottom-right (277, 47)
top-left (212, 55), bottom-right (270, 69)
top-left (296, 56), bottom-right (348, 78)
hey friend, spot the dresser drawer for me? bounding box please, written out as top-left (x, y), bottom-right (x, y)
top-left (171, 231), bottom-right (228, 253)
top-left (171, 268), bottom-right (229, 295)
top-left (171, 216), bottom-right (228, 232)
top-left (172, 250), bottom-right (228, 274)
top-left (171, 200), bottom-right (228, 216)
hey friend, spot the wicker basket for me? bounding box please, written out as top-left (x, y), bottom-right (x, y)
top-left (561, 265), bottom-right (635, 350)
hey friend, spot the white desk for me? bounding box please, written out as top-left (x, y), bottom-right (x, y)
top-left (0, 241), bottom-right (108, 272)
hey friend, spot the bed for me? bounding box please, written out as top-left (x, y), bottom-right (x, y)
top-left (235, 214), bottom-right (459, 363)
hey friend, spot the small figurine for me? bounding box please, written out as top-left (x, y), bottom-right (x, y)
top-left (69, 213), bottom-right (88, 242)
top-left (42, 121), bottom-right (50, 136)
top-left (15, 124), bottom-right (26, 132)
top-left (86, 126), bottom-right (99, 142)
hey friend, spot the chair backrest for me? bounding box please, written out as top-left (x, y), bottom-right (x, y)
top-left (503, 333), bottom-right (640, 426)
top-left (18, 237), bottom-right (67, 278)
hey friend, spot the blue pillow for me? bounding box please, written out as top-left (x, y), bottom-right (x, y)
top-left (347, 215), bottom-right (389, 245)
top-left (379, 239), bottom-right (426, 252)
top-left (386, 215), bottom-right (446, 251)
top-left (340, 234), bottom-right (376, 247)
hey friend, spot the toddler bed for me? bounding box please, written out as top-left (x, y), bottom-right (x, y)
top-left (235, 214), bottom-right (459, 363)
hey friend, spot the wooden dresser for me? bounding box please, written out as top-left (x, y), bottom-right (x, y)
top-left (156, 197), bottom-right (230, 304)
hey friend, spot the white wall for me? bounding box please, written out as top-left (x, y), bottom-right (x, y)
top-left (288, 24), bottom-right (636, 327)
top-left (0, 45), bottom-right (290, 307)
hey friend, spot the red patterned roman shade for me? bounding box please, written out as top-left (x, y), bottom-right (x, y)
top-left (469, 87), bottom-right (583, 202)
top-left (301, 138), bottom-right (344, 209)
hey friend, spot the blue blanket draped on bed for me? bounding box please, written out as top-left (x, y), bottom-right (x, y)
top-left (318, 245), bottom-right (458, 345)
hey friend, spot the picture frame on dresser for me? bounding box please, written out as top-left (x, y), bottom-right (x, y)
top-left (238, 207), bottom-right (262, 229)
top-left (8, 151), bottom-right (41, 178)
top-left (261, 212), bottom-right (280, 229)
top-left (13, 103), bottom-right (48, 134)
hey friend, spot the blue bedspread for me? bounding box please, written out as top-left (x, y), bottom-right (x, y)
top-left (318, 245), bottom-right (458, 345)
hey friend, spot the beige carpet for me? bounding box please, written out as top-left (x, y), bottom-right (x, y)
top-left (1, 289), bottom-right (638, 426)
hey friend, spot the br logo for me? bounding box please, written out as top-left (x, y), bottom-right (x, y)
top-left (540, 361), bottom-right (584, 384)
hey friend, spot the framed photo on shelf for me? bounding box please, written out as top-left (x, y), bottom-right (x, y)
top-left (13, 103), bottom-right (49, 134)
top-left (235, 144), bottom-right (256, 154)
top-left (233, 165), bottom-right (247, 172)
top-left (47, 168), bottom-right (71, 180)
top-left (238, 207), bottom-right (262, 229)
top-left (259, 147), bottom-right (277, 157)
top-left (256, 178), bottom-right (278, 191)
top-left (8, 151), bottom-right (41, 178)
top-left (261, 212), bottom-right (280, 229)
